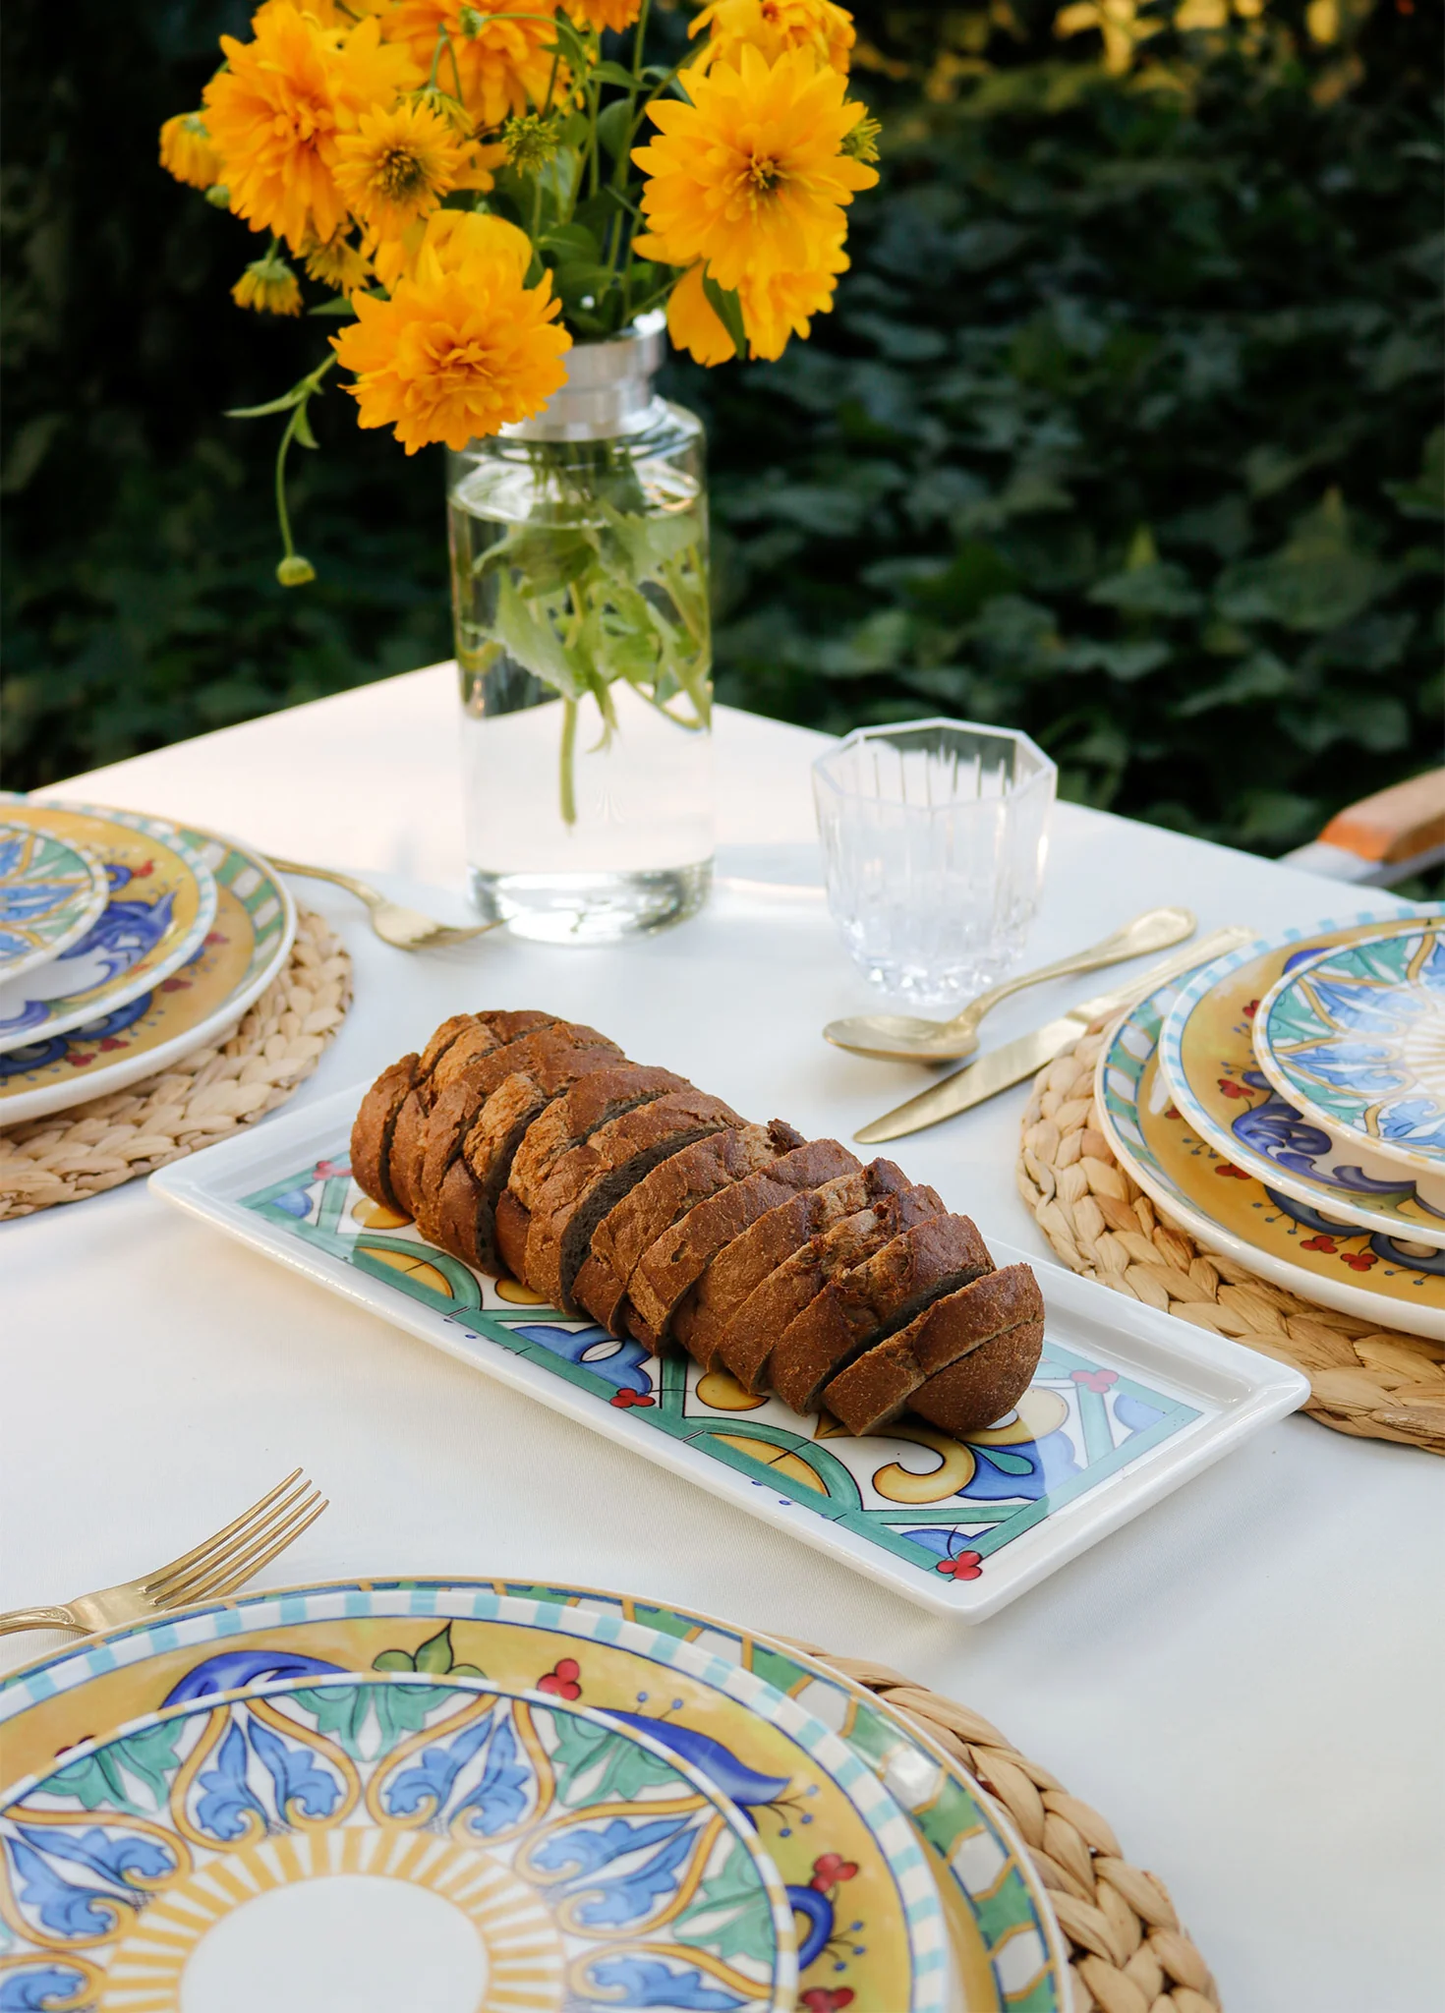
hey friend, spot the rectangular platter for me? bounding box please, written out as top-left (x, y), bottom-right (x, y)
top-left (151, 1085), bottom-right (1310, 1617)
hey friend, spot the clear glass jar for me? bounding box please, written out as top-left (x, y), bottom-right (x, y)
top-left (448, 313), bottom-right (713, 944)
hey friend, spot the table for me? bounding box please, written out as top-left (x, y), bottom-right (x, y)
top-left (5, 667), bottom-right (1442, 2012)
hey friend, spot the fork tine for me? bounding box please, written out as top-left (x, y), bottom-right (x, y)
top-left (150, 1478), bottom-right (313, 1603)
top-left (158, 1486), bottom-right (322, 1607)
top-left (169, 1495), bottom-right (329, 1609)
top-left (142, 1470), bottom-right (304, 1589)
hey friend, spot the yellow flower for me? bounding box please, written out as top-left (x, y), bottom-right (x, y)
top-left (690, 0), bottom-right (855, 75)
top-left (386, 0), bottom-right (561, 131)
top-left (332, 210), bottom-right (569, 451)
top-left (304, 232), bottom-right (373, 290)
top-left (663, 239), bottom-right (845, 364)
top-left (566, 0), bottom-right (642, 28)
top-left (204, 5), bottom-right (417, 252)
top-left (160, 112), bottom-right (222, 190)
top-left (335, 98), bottom-right (464, 236)
top-left (633, 44), bottom-right (875, 289)
top-left (232, 248), bottom-right (304, 315)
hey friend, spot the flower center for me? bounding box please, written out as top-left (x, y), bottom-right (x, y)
top-left (375, 144), bottom-right (430, 202)
top-left (746, 152), bottom-right (781, 197)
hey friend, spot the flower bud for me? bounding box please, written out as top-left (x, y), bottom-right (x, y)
top-left (276, 554), bottom-right (317, 587)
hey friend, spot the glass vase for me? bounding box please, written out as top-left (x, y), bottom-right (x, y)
top-left (448, 311), bottom-right (713, 943)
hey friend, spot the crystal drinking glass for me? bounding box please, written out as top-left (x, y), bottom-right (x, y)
top-left (812, 719), bottom-right (1057, 1007)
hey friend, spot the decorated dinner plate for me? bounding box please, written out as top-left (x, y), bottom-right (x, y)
top-left (0, 1670), bottom-right (800, 2013)
top-left (0, 1580), bottom-right (1058, 2012)
top-left (0, 804), bottom-right (217, 1054)
top-left (0, 819), bottom-right (109, 983)
top-left (1254, 918), bottom-right (1445, 1184)
top-left (0, 821), bottom-right (295, 1125)
top-left (1155, 913), bottom-right (1445, 1248)
top-left (1098, 977), bottom-right (1445, 1340)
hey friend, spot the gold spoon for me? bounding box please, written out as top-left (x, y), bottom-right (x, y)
top-left (267, 856), bottom-right (503, 952)
top-left (823, 906), bottom-right (1196, 1063)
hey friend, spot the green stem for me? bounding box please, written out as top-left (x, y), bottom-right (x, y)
top-left (559, 697), bottom-right (578, 826)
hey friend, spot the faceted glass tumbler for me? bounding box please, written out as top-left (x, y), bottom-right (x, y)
top-left (812, 719), bottom-right (1057, 1007)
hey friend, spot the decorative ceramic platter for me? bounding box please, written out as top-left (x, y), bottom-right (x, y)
top-left (0, 1576), bottom-right (1072, 2013)
top-left (1098, 978), bottom-right (1445, 1340)
top-left (0, 804), bottom-right (217, 1054)
top-left (1156, 913), bottom-right (1445, 1247)
top-left (1254, 918), bottom-right (1445, 1182)
top-left (150, 1087), bottom-right (1308, 1620)
top-left (0, 1670), bottom-right (802, 2013)
top-left (0, 820), bottom-right (109, 983)
top-left (0, 821), bottom-right (295, 1125)
top-left (0, 1594), bottom-right (961, 2013)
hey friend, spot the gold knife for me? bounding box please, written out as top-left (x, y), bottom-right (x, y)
top-left (854, 924), bottom-right (1259, 1144)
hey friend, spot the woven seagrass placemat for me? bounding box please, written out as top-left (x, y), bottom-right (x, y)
top-left (0, 909), bottom-right (351, 1217)
top-left (1018, 1028), bottom-right (1445, 1456)
top-left (792, 1639), bottom-right (1221, 2013)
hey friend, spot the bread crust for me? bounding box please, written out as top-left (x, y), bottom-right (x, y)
top-left (579, 1121), bottom-right (805, 1337)
top-left (507, 1066), bottom-right (691, 1215)
top-left (388, 1010), bottom-right (558, 1218)
top-left (717, 1182), bottom-right (945, 1395)
top-left (769, 1213), bottom-right (994, 1414)
top-left (674, 1158), bottom-right (909, 1372)
top-left (821, 1263), bottom-right (1044, 1436)
top-left (626, 1138), bottom-right (862, 1353)
top-left (350, 1054), bottom-right (418, 1211)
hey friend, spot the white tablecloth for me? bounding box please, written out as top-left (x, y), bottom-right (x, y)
top-left (5, 669), bottom-right (1442, 2011)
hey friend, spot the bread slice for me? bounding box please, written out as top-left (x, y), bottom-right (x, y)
top-left (821, 1263), bottom-right (1045, 1437)
top-left (523, 1089), bottom-right (745, 1314)
top-left (769, 1214), bottom-right (994, 1414)
top-left (576, 1121), bottom-right (805, 1336)
top-left (627, 1138), bottom-right (862, 1355)
top-left (388, 1010), bottom-right (559, 1218)
top-left (350, 1054), bottom-right (418, 1211)
top-left (674, 1158), bottom-right (909, 1373)
top-left (717, 1182), bottom-right (946, 1395)
top-left (413, 1022), bottom-right (619, 1246)
top-left (418, 1040), bottom-right (625, 1271)
top-left (496, 1065), bottom-right (691, 1281)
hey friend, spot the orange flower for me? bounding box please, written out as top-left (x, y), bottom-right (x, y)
top-left (335, 98), bottom-right (463, 236)
top-left (204, 5), bottom-right (418, 251)
top-left (332, 211), bottom-right (570, 451)
top-left (633, 45), bottom-right (875, 290)
top-left (566, 0), bottom-right (642, 27)
top-left (386, 0), bottom-right (561, 130)
top-left (159, 112), bottom-right (221, 190)
top-left (690, 0), bottom-right (855, 74)
top-left (664, 240), bottom-right (846, 364)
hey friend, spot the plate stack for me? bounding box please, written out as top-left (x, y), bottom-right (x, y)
top-left (0, 1578), bottom-right (1071, 2012)
top-left (0, 801), bottom-right (296, 1127)
top-left (1094, 912), bottom-right (1445, 1342)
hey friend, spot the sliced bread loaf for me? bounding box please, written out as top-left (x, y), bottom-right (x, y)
top-left (523, 1088), bottom-right (745, 1314)
top-left (769, 1214), bottom-right (994, 1414)
top-left (351, 1054), bottom-right (418, 1212)
top-left (821, 1263), bottom-right (1045, 1437)
top-left (674, 1158), bottom-right (909, 1372)
top-left (496, 1064), bottom-right (692, 1280)
top-left (388, 1010), bottom-right (559, 1218)
top-left (627, 1138), bottom-right (862, 1354)
top-left (717, 1182), bottom-right (946, 1395)
top-left (577, 1120), bottom-right (805, 1335)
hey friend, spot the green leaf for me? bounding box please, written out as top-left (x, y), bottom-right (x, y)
top-left (290, 402), bottom-right (319, 451)
top-left (492, 571), bottom-right (586, 698)
top-left (307, 298), bottom-right (357, 318)
top-left (475, 526), bottom-right (596, 595)
top-left (225, 387), bottom-right (310, 419)
top-left (591, 60), bottom-right (640, 89)
top-left (548, 1713), bottom-right (682, 1807)
top-left (540, 223), bottom-right (601, 263)
top-left (673, 1833), bottom-right (779, 1964)
top-left (372, 1647), bottom-right (416, 1671)
top-left (700, 271), bottom-right (748, 357)
top-left (414, 1623), bottom-right (459, 1674)
top-left (1088, 562), bottom-right (1203, 617)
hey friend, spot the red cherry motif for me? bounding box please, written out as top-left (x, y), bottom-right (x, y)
top-left (1244, 999), bottom-right (1260, 1020)
top-left (132, 861), bottom-right (154, 878)
top-left (1213, 1162), bottom-right (1250, 1180)
top-left (98, 1038), bottom-right (128, 1052)
top-left (936, 1551), bottom-right (983, 1581)
top-left (65, 1055), bottom-right (95, 1068)
top-left (1071, 1368), bottom-right (1117, 1394)
top-left (1342, 1253), bottom-right (1379, 1271)
top-left (537, 1658), bottom-right (581, 1701)
top-left (1165, 1105), bottom-right (1181, 1120)
top-left (1300, 1235), bottom-right (1338, 1253)
top-left (801, 1991), bottom-right (856, 2011)
top-left (159, 978), bottom-right (191, 993)
top-left (1217, 1079), bottom-right (1248, 1100)
top-left (610, 1388), bottom-right (654, 1409)
top-left (809, 1853), bottom-right (859, 1891)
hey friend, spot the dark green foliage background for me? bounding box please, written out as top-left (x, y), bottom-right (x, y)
top-left (3, 1), bottom-right (1440, 853)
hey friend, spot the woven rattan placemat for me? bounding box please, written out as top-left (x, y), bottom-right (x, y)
top-left (1018, 1028), bottom-right (1445, 1457)
top-left (0, 909), bottom-right (351, 1217)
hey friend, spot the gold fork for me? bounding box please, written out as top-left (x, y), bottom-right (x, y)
top-left (0, 1471), bottom-right (327, 1637)
top-left (267, 854), bottom-right (503, 951)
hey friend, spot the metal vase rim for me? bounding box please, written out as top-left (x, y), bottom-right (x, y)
top-left (498, 309), bottom-right (668, 444)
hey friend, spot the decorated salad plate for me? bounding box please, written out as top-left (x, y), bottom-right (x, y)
top-left (0, 1670), bottom-right (800, 2013)
top-left (1156, 913), bottom-right (1445, 1247)
top-left (1253, 918), bottom-right (1445, 1185)
top-left (0, 1579), bottom-right (1063, 2013)
top-left (0, 803), bottom-right (217, 1054)
top-left (0, 820), bottom-right (295, 1124)
top-left (1098, 976), bottom-right (1445, 1340)
top-left (0, 819), bottom-right (109, 983)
